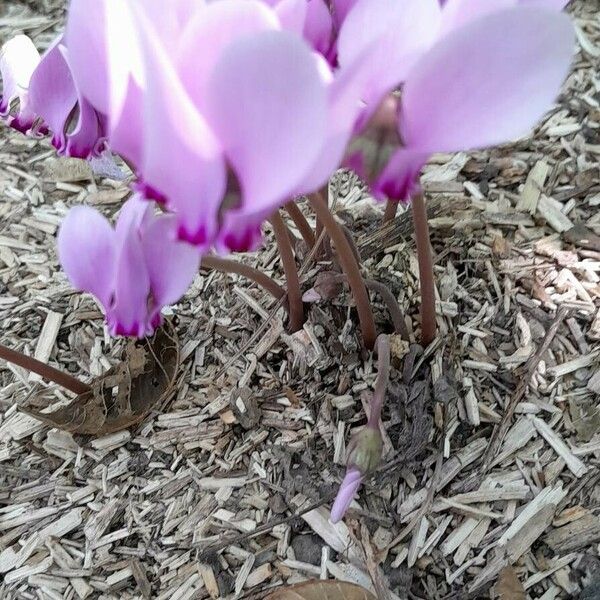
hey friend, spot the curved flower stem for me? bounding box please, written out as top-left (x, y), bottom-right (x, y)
top-left (383, 200), bottom-right (398, 223)
top-left (201, 256), bottom-right (286, 302)
top-left (284, 202), bottom-right (315, 249)
top-left (411, 191), bottom-right (436, 346)
top-left (0, 344), bottom-right (91, 395)
top-left (270, 212), bottom-right (305, 332)
top-left (363, 279), bottom-right (410, 341)
top-left (368, 334), bottom-right (391, 428)
top-left (308, 192), bottom-right (377, 349)
top-left (313, 190), bottom-right (332, 259)
top-left (316, 272), bottom-right (409, 341)
top-left (340, 223), bottom-right (362, 264)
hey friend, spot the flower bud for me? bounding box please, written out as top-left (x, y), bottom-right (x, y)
top-left (347, 427), bottom-right (382, 475)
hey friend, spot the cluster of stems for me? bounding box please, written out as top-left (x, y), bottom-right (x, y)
top-left (0, 187), bottom-right (437, 392)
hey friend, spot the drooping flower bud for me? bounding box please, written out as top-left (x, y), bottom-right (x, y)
top-left (330, 425), bottom-right (383, 523)
top-left (346, 426), bottom-right (383, 475)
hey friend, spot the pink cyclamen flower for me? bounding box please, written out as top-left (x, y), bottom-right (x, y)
top-left (331, 0), bottom-right (573, 200)
top-left (58, 195), bottom-right (200, 337)
top-left (372, 6), bottom-right (574, 201)
top-left (0, 34), bottom-right (105, 158)
top-left (0, 35), bottom-right (41, 134)
top-left (64, 0), bottom-right (365, 252)
top-left (335, 0), bottom-right (572, 117)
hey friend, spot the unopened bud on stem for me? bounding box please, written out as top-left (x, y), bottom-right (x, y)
top-left (347, 426), bottom-right (383, 475)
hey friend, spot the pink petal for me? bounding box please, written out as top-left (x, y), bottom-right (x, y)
top-left (139, 0), bottom-right (207, 49)
top-left (206, 31), bottom-right (327, 215)
top-left (28, 38), bottom-right (104, 158)
top-left (177, 0), bottom-right (279, 115)
top-left (274, 0), bottom-right (307, 34)
top-left (337, 0), bottom-right (441, 107)
top-left (330, 468), bottom-right (363, 523)
top-left (65, 95), bottom-right (105, 159)
top-left (110, 198), bottom-right (151, 337)
top-left (331, 0), bottom-right (357, 28)
top-left (304, 0), bottom-right (333, 54)
top-left (115, 194), bottom-right (153, 241)
top-left (401, 7), bottom-right (574, 153)
top-left (216, 209), bottom-right (267, 254)
top-left (68, 0), bottom-right (201, 168)
top-left (28, 38), bottom-right (77, 153)
top-left (0, 35), bottom-right (40, 131)
top-left (373, 149), bottom-right (429, 202)
top-left (66, 0), bottom-right (141, 119)
top-left (142, 216), bottom-right (201, 314)
top-left (131, 3), bottom-right (227, 247)
top-left (440, 0), bottom-right (516, 34)
top-left (108, 77), bottom-right (144, 168)
top-left (297, 56), bottom-right (371, 192)
top-left (57, 206), bottom-right (116, 311)
top-left (520, 0), bottom-right (570, 8)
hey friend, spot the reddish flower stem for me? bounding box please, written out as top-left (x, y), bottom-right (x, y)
top-left (270, 212), bottom-right (305, 332)
top-left (313, 190), bottom-right (332, 259)
top-left (368, 334), bottom-right (391, 428)
top-left (411, 192), bottom-right (436, 346)
top-left (308, 192), bottom-right (377, 349)
top-left (363, 279), bottom-right (410, 342)
top-left (201, 256), bottom-right (286, 301)
top-left (284, 203), bottom-right (315, 249)
top-left (318, 273), bottom-right (409, 341)
top-left (0, 344), bottom-right (91, 395)
top-left (383, 200), bottom-right (398, 223)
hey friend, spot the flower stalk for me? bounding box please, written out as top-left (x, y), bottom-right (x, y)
top-left (284, 202), bottom-right (315, 249)
top-left (411, 191), bottom-right (436, 346)
top-left (201, 256), bottom-right (286, 301)
top-left (383, 200), bottom-right (398, 223)
top-left (270, 212), bottom-right (305, 332)
top-left (308, 192), bottom-right (377, 349)
top-left (0, 344), bottom-right (90, 395)
top-left (331, 333), bottom-right (391, 522)
top-left (368, 333), bottom-right (390, 428)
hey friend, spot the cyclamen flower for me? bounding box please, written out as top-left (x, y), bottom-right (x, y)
top-left (1, 0), bottom-right (576, 340)
top-left (4, 0), bottom-right (574, 257)
top-left (58, 195), bottom-right (200, 336)
top-left (0, 35), bottom-right (106, 158)
top-left (64, 0), bottom-right (363, 253)
top-left (0, 36), bottom-right (41, 134)
top-left (334, 0), bottom-right (574, 201)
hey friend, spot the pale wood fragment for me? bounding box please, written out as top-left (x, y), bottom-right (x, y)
top-left (530, 416), bottom-right (588, 477)
top-left (517, 160), bottom-right (549, 214)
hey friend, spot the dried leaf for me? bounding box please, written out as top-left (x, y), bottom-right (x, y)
top-left (302, 271), bottom-right (345, 303)
top-left (495, 566), bottom-right (526, 600)
top-left (264, 580), bottom-right (376, 600)
top-left (19, 322), bottom-right (179, 435)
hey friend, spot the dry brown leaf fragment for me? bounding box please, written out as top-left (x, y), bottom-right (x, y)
top-left (495, 566), bottom-right (526, 600)
top-left (302, 271), bottom-right (345, 303)
top-left (264, 580), bottom-right (376, 600)
top-left (492, 235), bottom-right (512, 259)
top-left (18, 322), bottom-right (179, 435)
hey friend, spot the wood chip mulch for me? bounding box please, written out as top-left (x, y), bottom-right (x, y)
top-left (1, 1), bottom-right (599, 599)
